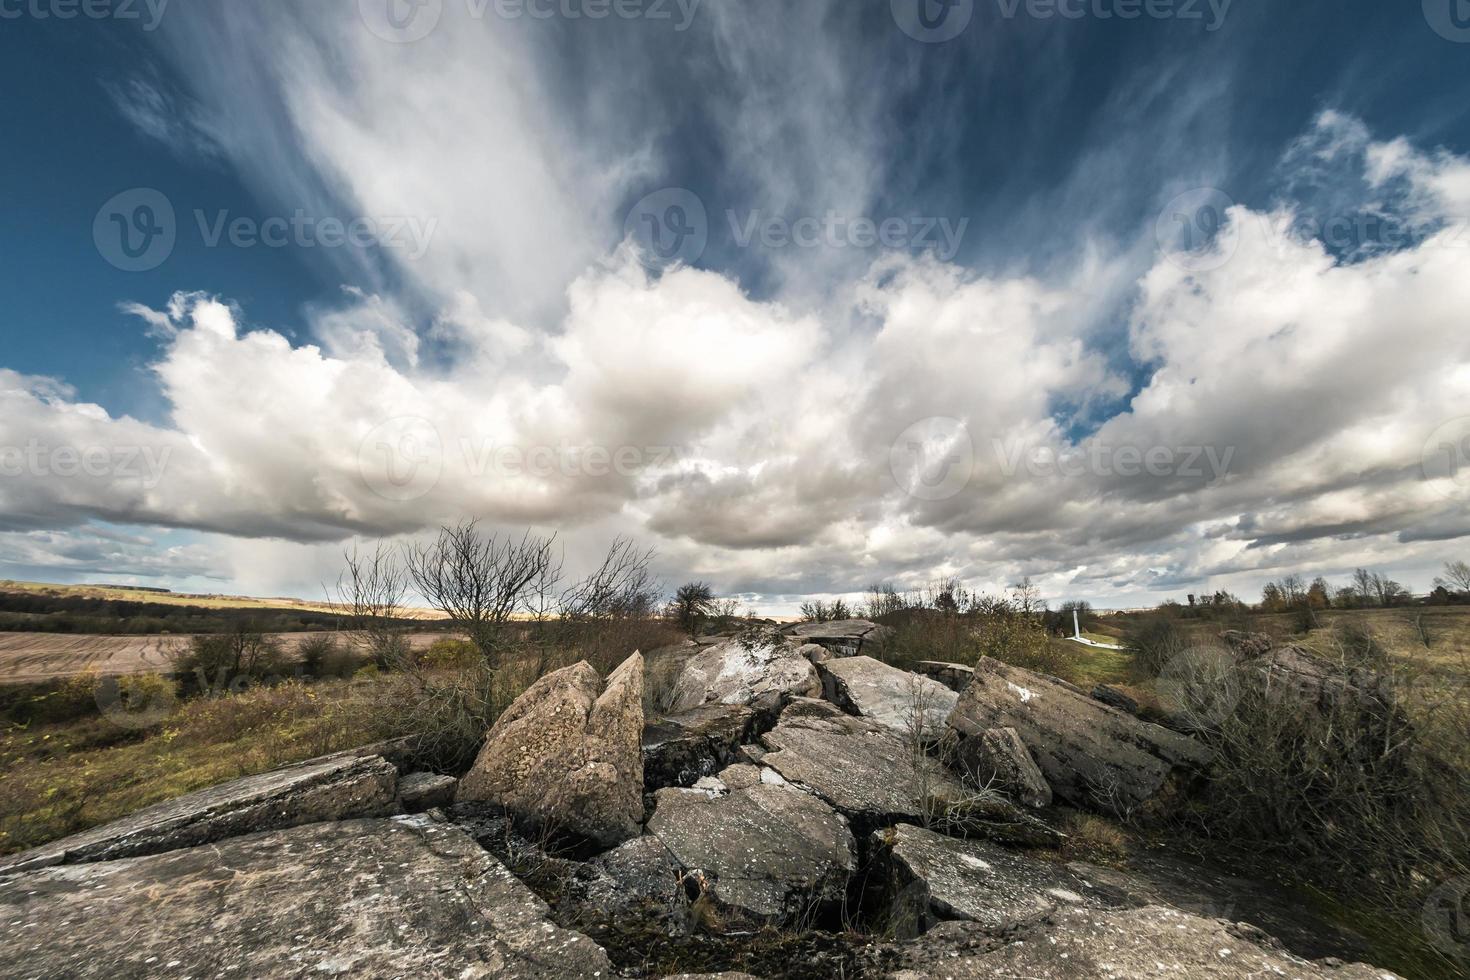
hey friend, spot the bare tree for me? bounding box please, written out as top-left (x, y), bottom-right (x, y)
top-left (331, 540), bottom-right (412, 668)
top-left (560, 537), bottom-right (660, 622)
top-left (405, 521), bottom-right (558, 668)
top-left (1435, 559), bottom-right (1470, 594)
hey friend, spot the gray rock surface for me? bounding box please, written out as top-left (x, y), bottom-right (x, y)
top-left (1091, 684), bottom-right (1139, 715)
top-left (875, 823), bottom-right (1105, 937)
top-left (779, 618), bottom-right (891, 658)
top-left (913, 660), bottom-right (976, 692)
top-left (642, 696), bottom-right (781, 790)
top-left (0, 752), bottom-right (397, 875)
top-left (665, 634), bottom-right (820, 713)
top-left (458, 652), bottom-right (644, 845)
top-left (954, 727), bottom-right (1051, 808)
top-left (817, 656), bottom-right (957, 735)
top-left (397, 771), bottom-right (458, 812)
top-left (646, 763), bottom-right (855, 926)
top-left (947, 657), bottom-right (1213, 813)
top-left (0, 815), bottom-right (613, 979)
top-left (759, 699), bottom-right (964, 825)
top-left (868, 905), bottom-right (1400, 979)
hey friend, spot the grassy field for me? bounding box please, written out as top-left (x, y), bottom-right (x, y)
top-left (0, 630), bottom-right (448, 683)
top-left (0, 579), bottom-right (447, 620)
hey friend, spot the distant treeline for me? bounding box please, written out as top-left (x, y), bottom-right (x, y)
top-left (0, 591), bottom-right (434, 636)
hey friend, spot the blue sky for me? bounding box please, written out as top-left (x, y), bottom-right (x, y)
top-left (1, 0), bottom-right (1469, 612)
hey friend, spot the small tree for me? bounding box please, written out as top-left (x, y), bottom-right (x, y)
top-left (331, 540), bottom-right (412, 669)
top-left (405, 521), bottom-right (558, 669)
top-left (670, 581), bottom-right (715, 636)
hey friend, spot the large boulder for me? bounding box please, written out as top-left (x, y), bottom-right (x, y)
top-left (912, 660), bottom-right (975, 692)
top-left (947, 657), bottom-right (1212, 813)
top-left (874, 823), bottom-right (1107, 938)
top-left (458, 652), bottom-right (644, 846)
top-left (646, 763), bottom-right (855, 927)
top-left (665, 633), bottom-right (820, 713)
top-left (642, 696), bottom-right (782, 790)
top-left (0, 752), bottom-right (397, 875)
top-left (954, 727), bottom-right (1051, 808)
top-left (760, 699), bottom-right (963, 827)
top-left (758, 700), bottom-right (1054, 846)
top-left (865, 904), bottom-right (1399, 979)
top-left (817, 656), bottom-right (958, 735)
top-left (0, 816), bottom-right (613, 979)
top-left (779, 618), bottom-right (891, 658)
top-left (396, 771), bottom-right (458, 813)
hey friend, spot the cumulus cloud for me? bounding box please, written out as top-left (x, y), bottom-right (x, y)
top-left (14, 0), bottom-right (1470, 611)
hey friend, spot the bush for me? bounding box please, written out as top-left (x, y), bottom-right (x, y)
top-left (418, 637), bottom-right (480, 670)
top-left (1123, 617), bottom-right (1186, 677)
top-left (1178, 642), bottom-right (1470, 969)
top-left (296, 633), bottom-right (362, 678)
top-left (172, 625), bottom-right (291, 691)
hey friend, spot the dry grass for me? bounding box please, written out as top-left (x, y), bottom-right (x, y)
top-left (0, 677), bottom-right (385, 856)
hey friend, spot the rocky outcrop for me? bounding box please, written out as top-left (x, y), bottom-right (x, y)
top-left (779, 619), bottom-right (891, 658)
top-left (755, 700), bottom-right (1055, 846)
top-left (865, 904), bottom-right (1400, 979)
top-left (0, 752), bottom-right (397, 875)
top-left (874, 823), bottom-right (1106, 937)
top-left (913, 660), bottom-right (975, 692)
top-left (642, 696), bottom-right (782, 790)
top-left (817, 656), bottom-right (957, 735)
top-left (458, 652), bottom-right (644, 846)
top-left (954, 727), bottom-right (1051, 808)
top-left (0, 815), bottom-right (613, 979)
top-left (760, 699), bottom-right (963, 826)
top-left (665, 634), bottom-right (820, 713)
top-left (1090, 684), bottom-right (1139, 715)
top-left (947, 657), bottom-right (1212, 813)
top-left (646, 763), bottom-right (855, 927)
top-left (396, 771), bottom-right (457, 813)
